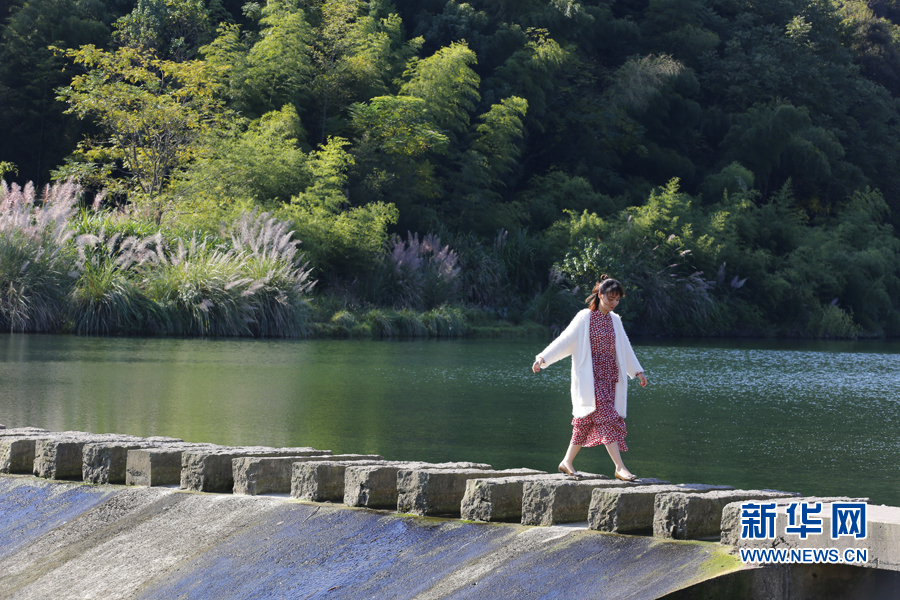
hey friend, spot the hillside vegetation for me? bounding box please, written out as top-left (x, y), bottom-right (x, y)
top-left (2, 0), bottom-right (900, 337)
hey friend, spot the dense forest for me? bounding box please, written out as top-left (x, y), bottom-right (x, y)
top-left (2, 0), bottom-right (900, 338)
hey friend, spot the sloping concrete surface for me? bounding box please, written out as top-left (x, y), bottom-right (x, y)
top-left (0, 476), bottom-right (742, 600)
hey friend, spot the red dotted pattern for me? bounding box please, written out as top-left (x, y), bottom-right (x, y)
top-left (570, 310), bottom-right (628, 449)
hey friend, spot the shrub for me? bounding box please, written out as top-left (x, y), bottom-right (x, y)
top-left (421, 306), bottom-right (467, 337)
top-left (555, 225), bottom-right (720, 334)
top-left (523, 270), bottom-right (583, 329)
top-left (807, 303), bottom-right (862, 339)
top-left (227, 211), bottom-right (316, 337)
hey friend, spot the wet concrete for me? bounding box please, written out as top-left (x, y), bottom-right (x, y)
top-left (0, 476), bottom-right (743, 600)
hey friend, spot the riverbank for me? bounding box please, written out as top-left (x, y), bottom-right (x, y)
top-left (309, 306), bottom-right (550, 339)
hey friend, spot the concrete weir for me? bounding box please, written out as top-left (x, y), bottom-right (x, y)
top-left (1, 425), bottom-right (900, 599)
top-left (0, 476), bottom-right (745, 600)
top-left (2, 477), bottom-right (899, 600)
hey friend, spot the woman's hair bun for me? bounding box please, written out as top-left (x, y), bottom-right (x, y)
top-left (600, 274), bottom-right (608, 281)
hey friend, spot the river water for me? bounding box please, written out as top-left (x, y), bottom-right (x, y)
top-left (0, 334), bottom-right (897, 506)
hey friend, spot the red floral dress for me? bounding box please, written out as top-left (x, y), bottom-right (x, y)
top-left (570, 310), bottom-right (628, 449)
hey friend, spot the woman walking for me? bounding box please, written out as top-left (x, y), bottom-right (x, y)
top-left (532, 275), bottom-right (647, 481)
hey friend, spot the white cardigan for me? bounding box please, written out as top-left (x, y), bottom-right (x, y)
top-left (536, 309), bottom-right (643, 418)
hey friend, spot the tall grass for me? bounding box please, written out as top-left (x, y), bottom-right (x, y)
top-left (228, 211), bottom-right (316, 337)
top-left (0, 180), bottom-right (79, 332)
top-left (524, 269), bottom-right (583, 329)
top-left (141, 212), bottom-right (317, 337)
top-left (2, 182), bottom-right (317, 337)
top-left (367, 232), bottom-right (462, 310)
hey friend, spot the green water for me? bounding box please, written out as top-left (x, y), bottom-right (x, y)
top-left (1, 334), bottom-right (897, 506)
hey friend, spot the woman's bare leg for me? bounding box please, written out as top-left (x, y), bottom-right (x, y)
top-left (559, 443), bottom-right (582, 474)
top-left (605, 442), bottom-right (635, 478)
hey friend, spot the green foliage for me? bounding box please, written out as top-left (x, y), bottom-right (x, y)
top-left (523, 275), bottom-right (582, 329)
top-left (1, 184), bottom-right (316, 336)
top-left (69, 254), bottom-right (157, 335)
top-left (484, 31), bottom-right (572, 130)
top-left (349, 95), bottom-right (448, 156)
top-left (170, 105), bottom-right (311, 229)
top-left (364, 232), bottom-right (462, 311)
top-left (807, 304), bottom-right (862, 339)
top-left (555, 231), bottom-right (719, 334)
top-left (720, 102), bottom-right (850, 203)
top-left (114, 0), bottom-right (213, 60)
top-left (0, 163), bottom-right (18, 179)
top-left (0, 0), bottom-right (115, 186)
top-left (54, 44), bottom-right (230, 219)
top-left (839, 1), bottom-right (900, 95)
top-left (5, 0), bottom-right (900, 338)
top-left (307, 0), bottom-right (410, 141)
top-left (277, 137), bottom-right (399, 276)
top-left (518, 171), bottom-right (619, 232)
top-left (202, 0), bottom-right (313, 119)
top-left (446, 96), bottom-right (529, 233)
top-left (400, 41), bottom-right (481, 138)
top-left (347, 94), bottom-right (449, 211)
top-left (701, 162), bottom-right (755, 203)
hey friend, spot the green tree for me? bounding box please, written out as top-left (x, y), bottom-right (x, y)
top-left (54, 44), bottom-right (230, 220)
top-left (306, 0), bottom-right (414, 142)
top-left (400, 41), bottom-right (481, 140)
top-left (276, 136), bottom-right (399, 276)
top-left (202, 0), bottom-right (314, 120)
top-left (448, 96), bottom-right (528, 233)
top-left (484, 31), bottom-right (571, 131)
top-left (348, 94), bottom-right (449, 223)
top-left (0, 0), bottom-right (114, 186)
top-left (169, 104), bottom-right (311, 232)
top-left (719, 102), bottom-right (854, 205)
top-left (113, 0), bottom-right (213, 61)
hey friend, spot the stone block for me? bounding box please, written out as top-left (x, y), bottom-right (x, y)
top-left (290, 460), bottom-right (389, 502)
top-left (343, 461), bottom-right (491, 509)
top-left (398, 468), bottom-right (544, 516)
top-left (33, 438), bottom-right (91, 479)
top-left (83, 442), bottom-right (153, 484)
top-left (588, 483), bottom-right (734, 534)
top-left (0, 427), bottom-right (48, 436)
top-left (126, 444), bottom-right (221, 486)
top-left (461, 474), bottom-right (564, 522)
top-left (233, 453), bottom-right (381, 496)
top-left (653, 489), bottom-right (800, 540)
top-left (34, 434), bottom-right (144, 480)
top-left (1, 431), bottom-right (99, 473)
top-left (521, 476), bottom-right (669, 526)
top-left (1, 437), bottom-right (42, 474)
top-left (181, 446), bottom-right (330, 493)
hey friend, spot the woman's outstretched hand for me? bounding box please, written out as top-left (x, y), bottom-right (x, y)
top-left (532, 359), bottom-right (543, 373)
top-left (637, 372), bottom-right (648, 387)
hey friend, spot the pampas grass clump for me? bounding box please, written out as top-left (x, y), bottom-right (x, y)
top-left (2, 181), bottom-right (317, 338)
top-left (0, 180), bottom-right (79, 332)
top-left (228, 211), bottom-right (315, 337)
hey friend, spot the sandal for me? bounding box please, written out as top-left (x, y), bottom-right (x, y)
top-left (615, 471), bottom-right (639, 482)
